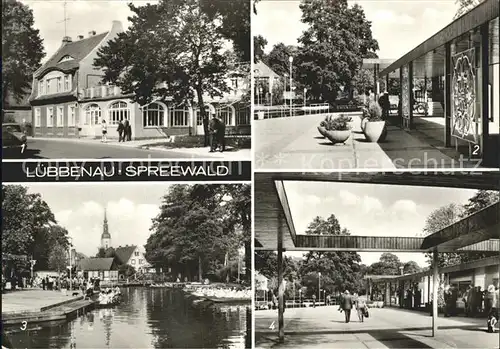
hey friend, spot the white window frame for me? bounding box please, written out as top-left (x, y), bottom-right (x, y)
top-left (57, 77), bottom-right (62, 93)
top-left (34, 108), bottom-right (41, 127)
top-left (104, 270), bottom-right (110, 278)
top-left (64, 75), bottom-right (71, 91)
top-left (46, 79), bottom-right (51, 94)
top-left (217, 106), bottom-right (235, 126)
top-left (142, 102), bottom-right (166, 128)
top-left (47, 107), bottom-right (54, 127)
top-left (85, 104), bottom-right (101, 126)
top-left (108, 101), bottom-right (130, 125)
top-left (131, 259), bottom-right (136, 265)
top-left (57, 106), bottom-right (64, 127)
top-left (68, 105), bottom-right (76, 127)
top-left (169, 107), bottom-right (189, 127)
top-left (38, 80), bottom-right (44, 96)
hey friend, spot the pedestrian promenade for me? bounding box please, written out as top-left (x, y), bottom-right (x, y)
top-left (255, 306), bottom-right (499, 348)
top-left (254, 114), bottom-right (478, 170)
top-left (2, 289), bottom-right (82, 314)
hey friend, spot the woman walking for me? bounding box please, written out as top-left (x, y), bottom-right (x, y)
top-left (101, 120), bottom-right (108, 143)
top-left (356, 294), bottom-right (369, 322)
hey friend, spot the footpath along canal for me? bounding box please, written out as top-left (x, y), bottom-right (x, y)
top-left (3, 287), bottom-right (251, 348)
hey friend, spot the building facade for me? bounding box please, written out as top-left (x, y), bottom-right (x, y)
top-left (77, 257), bottom-right (119, 282)
top-left (114, 245), bottom-right (152, 274)
top-left (29, 21), bottom-right (250, 140)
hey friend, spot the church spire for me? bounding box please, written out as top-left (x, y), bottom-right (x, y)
top-left (101, 208), bottom-right (111, 249)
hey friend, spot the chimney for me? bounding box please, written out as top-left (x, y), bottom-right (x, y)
top-left (77, 35), bottom-right (84, 40)
top-left (62, 36), bottom-right (72, 45)
top-left (88, 30), bottom-right (96, 36)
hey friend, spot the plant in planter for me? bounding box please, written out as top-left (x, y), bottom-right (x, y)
top-left (363, 102), bottom-right (387, 142)
top-left (323, 114), bottom-right (352, 145)
top-left (317, 118), bottom-right (328, 137)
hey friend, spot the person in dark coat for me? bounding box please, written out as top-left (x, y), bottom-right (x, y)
top-left (42, 277), bottom-right (46, 290)
top-left (202, 108), bottom-right (210, 147)
top-left (209, 116), bottom-right (220, 152)
top-left (123, 119), bottom-right (131, 142)
top-left (339, 290), bottom-right (355, 323)
top-left (117, 120), bottom-right (125, 142)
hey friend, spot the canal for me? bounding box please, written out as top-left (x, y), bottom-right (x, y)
top-left (4, 288), bottom-right (251, 348)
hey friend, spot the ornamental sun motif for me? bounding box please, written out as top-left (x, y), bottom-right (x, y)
top-left (452, 50), bottom-right (476, 140)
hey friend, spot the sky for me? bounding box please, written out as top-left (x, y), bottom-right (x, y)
top-left (253, 0), bottom-right (459, 59)
top-left (23, 183), bottom-right (170, 257)
top-left (22, 0), bottom-right (159, 64)
top-left (282, 180), bottom-right (479, 267)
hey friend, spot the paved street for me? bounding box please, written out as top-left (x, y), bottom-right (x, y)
top-left (255, 306), bottom-right (499, 348)
top-left (2, 289), bottom-right (81, 314)
top-left (254, 114), bottom-right (480, 170)
top-left (5, 138), bottom-right (250, 160)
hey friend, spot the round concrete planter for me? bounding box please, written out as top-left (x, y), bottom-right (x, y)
top-left (324, 130), bottom-right (351, 145)
top-left (317, 126), bottom-right (327, 137)
top-left (349, 114), bottom-right (363, 133)
top-left (361, 118), bottom-right (368, 132)
top-left (363, 121), bottom-right (387, 142)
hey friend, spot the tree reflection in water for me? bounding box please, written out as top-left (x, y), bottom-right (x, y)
top-left (3, 288), bottom-right (250, 348)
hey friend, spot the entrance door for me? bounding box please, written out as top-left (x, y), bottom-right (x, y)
top-left (79, 104), bottom-right (102, 137)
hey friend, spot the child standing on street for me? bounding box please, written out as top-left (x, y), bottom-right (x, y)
top-left (101, 120), bottom-right (108, 143)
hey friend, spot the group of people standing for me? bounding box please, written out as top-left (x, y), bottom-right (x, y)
top-left (100, 119), bottom-right (132, 143)
top-left (202, 108), bottom-right (226, 153)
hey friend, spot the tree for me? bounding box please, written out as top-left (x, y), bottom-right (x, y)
top-left (119, 264), bottom-right (136, 278)
top-left (299, 215), bottom-right (364, 295)
top-left (2, 0), bottom-right (45, 119)
top-left (2, 185), bottom-right (70, 270)
top-left (454, 0), bottom-right (483, 19)
top-left (48, 242), bottom-right (68, 275)
top-left (352, 68), bottom-right (374, 96)
top-left (403, 261), bottom-right (421, 275)
top-left (368, 253), bottom-right (403, 276)
top-left (94, 0), bottom-right (229, 112)
top-left (422, 203), bottom-right (463, 267)
top-left (295, 0), bottom-right (378, 104)
top-left (254, 35), bottom-right (267, 63)
top-left (145, 185), bottom-right (247, 282)
top-left (265, 43), bottom-right (298, 77)
top-left (200, 0), bottom-right (251, 61)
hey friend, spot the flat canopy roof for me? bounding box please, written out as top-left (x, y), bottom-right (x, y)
top-left (254, 172), bottom-right (500, 252)
top-left (368, 255), bottom-right (500, 283)
top-left (379, 0), bottom-right (499, 77)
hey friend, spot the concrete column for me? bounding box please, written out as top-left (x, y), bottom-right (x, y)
top-left (444, 43), bottom-right (452, 147)
top-left (385, 282), bottom-right (391, 306)
top-left (432, 249), bottom-right (439, 337)
top-left (480, 23), bottom-right (489, 163)
top-left (277, 212), bottom-right (284, 343)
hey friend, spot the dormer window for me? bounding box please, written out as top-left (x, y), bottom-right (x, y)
top-left (58, 55), bottom-right (74, 63)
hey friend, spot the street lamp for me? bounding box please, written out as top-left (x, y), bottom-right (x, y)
top-left (68, 237), bottom-right (73, 292)
top-left (303, 88), bottom-right (307, 109)
top-left (299, 289), bottom-right (302, 307)
top-left (30, 259), bottom-right (37, 287)
top-left (318, 272), bottom-right (321, 303)
top-left (289, 56), bottom-right (293, 117)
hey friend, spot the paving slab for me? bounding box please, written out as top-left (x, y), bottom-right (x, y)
top-left (254, 113), bottom-right (480, 170)
top-left (255, 306), bottom-right (499, 348)
top-left (2, 289), bottom-right (82, 314)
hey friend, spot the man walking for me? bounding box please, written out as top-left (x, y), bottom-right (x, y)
top-left (117, 120), bottom-right (125, 142)
top-left (339, 290), bottom-right (355, 323)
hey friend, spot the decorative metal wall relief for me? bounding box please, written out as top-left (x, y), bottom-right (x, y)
top-left (451, 48), bottom-right (477, 143)
top-left (401, 65), bottom-right (410, 120)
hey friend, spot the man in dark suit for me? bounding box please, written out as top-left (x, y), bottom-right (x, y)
top-left (209, 115), bottom-right (220, 152)
top-left (339, 290), bottom-right (354, 323)
top-left (202, 107), bottom-right (210, 147)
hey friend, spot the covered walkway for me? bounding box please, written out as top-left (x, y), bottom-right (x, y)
top-left (378, 0), bottom-right (499, 168)
top-left (255, 172), bottom-right (500, 344)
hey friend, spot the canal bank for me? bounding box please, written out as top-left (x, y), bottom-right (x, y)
top-left (3, 287), bottom-right (250, 349)
top-left (2, 289), bottom-right (96, 326)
